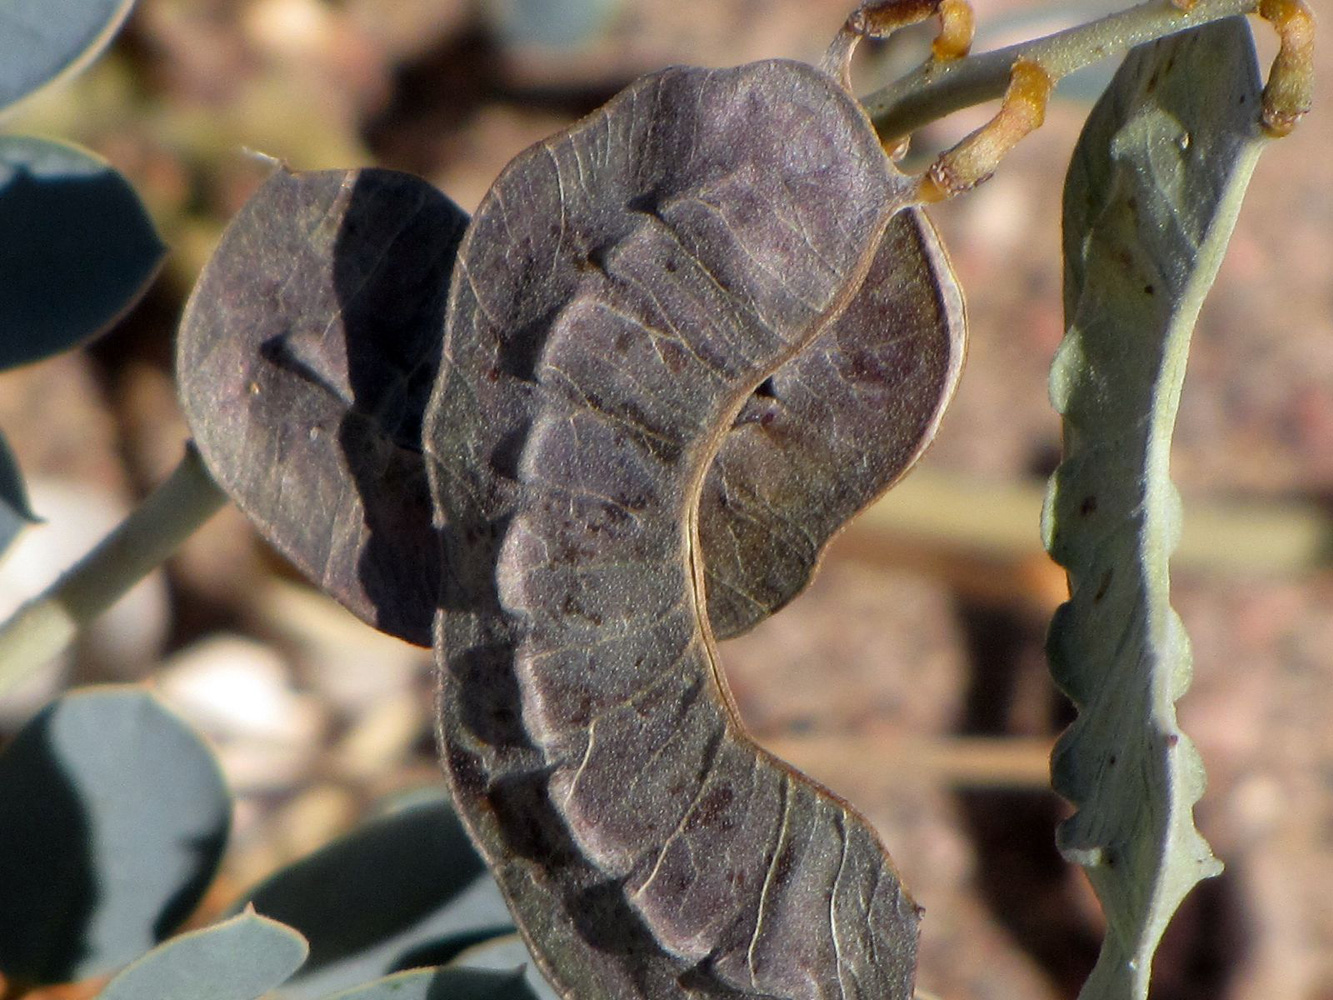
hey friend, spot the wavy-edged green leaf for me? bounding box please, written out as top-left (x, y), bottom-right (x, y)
top-left (239, 795), bottom-right (513, 998)
top-left (0, 687), bottom-right (231, 984)
top-left (0, 427), bottom-right (37, 555)
top-left (0, 136), bottom-right (165, 368)
top-left (0, 0), bottom-right (136, 111)
top-left (1043, 19), bottom-right (1269, 1000)
top-left (94, 910), bottom-right (308, 1000)
top-left (321, 966), bottom-right (538, 1000)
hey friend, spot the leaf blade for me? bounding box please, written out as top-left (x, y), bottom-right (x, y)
top-left (0, 0), bottom-right (136, 111)
top-left (447, 935), bottom-right (559, 1000)
top-left (94, 911), bottom-right (308, 1000)
top-left (236, 796), bottom-right (512, 997)
top-left (1045, 19), bottom-right (1269, 1000)
top-left (319, 966), bottom-right (538, 1000)
top-left (0, 136), bottom-right (165, 368)
top-left (0, 427), bottom-right (37, 556)
top-left (0, 687), bottom-right (231, 984)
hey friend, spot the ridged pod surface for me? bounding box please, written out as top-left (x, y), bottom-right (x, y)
top-left (426, 59), bottom-right (964, 1000)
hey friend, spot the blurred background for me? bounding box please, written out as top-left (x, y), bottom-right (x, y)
top-left (1, 1), bottom-right (1331, 997)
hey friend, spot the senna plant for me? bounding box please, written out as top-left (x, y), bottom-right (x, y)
top-left (0, 2), bottom-right (1315, 999)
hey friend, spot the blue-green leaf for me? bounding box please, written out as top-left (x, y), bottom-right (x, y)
top-left (0, 136), bottom-right (165, 369)
top-left (447, 936), bottom-right (559, 1000)
top-left (0, 427), bottom-right (36, 555)
top-left (94, 910), bottom-right (308, 1000)
top-left (0, 0), bottom-right (136, 111)
top-left (483, 0), bottom-right (622, 48)
top-left (320, 966), bottom-right (538, 1000)
top-left (1044, 18), bottom-right (1270, 1000)
top-left (239, 795), bottom-right (513, 998)
top-left (0, 687), bottom-right (231, 984)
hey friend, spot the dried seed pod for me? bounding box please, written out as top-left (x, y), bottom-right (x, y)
top-left (428, 56), bottom-right (963, 1000)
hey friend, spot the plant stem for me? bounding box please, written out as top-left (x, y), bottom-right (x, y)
top-left (866, 0), bottom-right (1259, 143)
top-left (0, 443), bottom-right (228, 694)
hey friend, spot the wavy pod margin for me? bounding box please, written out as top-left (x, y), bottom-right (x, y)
top-left (428, 59), bottom-right (959, 1000)
top-left (176, 173), bottom-right (957, 649)
top-left (702, 207), bottom-right (963, 638)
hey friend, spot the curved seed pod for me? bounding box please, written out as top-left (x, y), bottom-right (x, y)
top-left (178, 168), bottom-right (467, 646)
top-left (176, 170), bottom-right (957, 648)
top-left (428, 57), bottom-right (961, 1000)
top-left (702, 208), bottom-right (963, 637)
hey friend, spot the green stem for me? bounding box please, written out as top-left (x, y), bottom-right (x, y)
top-left (866, 0), bottom-right (1259, 143)
top-left (0, 443), bottom-right (228, 694)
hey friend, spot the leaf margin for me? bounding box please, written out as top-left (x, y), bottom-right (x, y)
top-left (1043, 17), bottom-right (1272, 1000)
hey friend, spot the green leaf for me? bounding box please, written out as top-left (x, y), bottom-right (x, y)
top-left (447, 936), bottom-right (559, 1000)
top-left (320, 966), bottom-right (538, 1000)
top-left (1044, 19), bottom-right (1270, 1000)
top-left (0, 136), bottom-right (165, 369)
top-left (388, 925), bottom-right (518, 975)
top-left (94, 910), bottom-right (308, 1000)
top-left (0, 687), bottom-right (231, 984)
top-left (238, 795), bottom-right (512, 997)
top-left (0, 427), bottom-right (37, 555)
top-left (483, 0), bottom-right (622, 48)
top-left (0, 0), bottom-right (136, 110)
